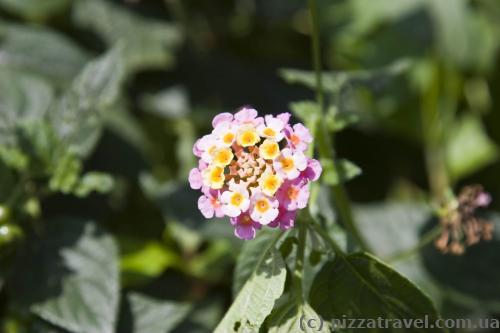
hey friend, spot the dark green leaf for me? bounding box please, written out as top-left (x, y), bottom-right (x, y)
top-left (320, 158), bottom-right (361, 186)
top-left (421, 213), bottom-right (500, 312)
top-left (310, 252), bottom-right (443, 333)
top-left (10, 219), bottom-right (120, 333)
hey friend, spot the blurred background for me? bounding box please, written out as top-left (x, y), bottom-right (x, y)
top-left (0, 0), bottom-right (499, 332)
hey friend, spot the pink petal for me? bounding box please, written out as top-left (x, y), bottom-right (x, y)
top-left (189, 168), bottom-right (202, 189)
top-left (198, 195), bottom-right (215, 218)
top-left (235, 107), bottom-right (258, 123)
top-left (212, 113), bottom-right (234, 128)
top-left (235, 224), bottom-right (256, 240)
top-left (277, 112), bottom-right (291, 125)
top-left (303, 159), bottom-right (322, 181)
top-left (193, 139), bottom-right (202, 157)
top-left (293, 123), bottom-right (312, 142)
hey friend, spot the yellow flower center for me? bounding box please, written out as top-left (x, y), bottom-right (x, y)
top-left (263, 127), bottom-right (276, 137)
top-left (255, 199), bottom-right (270, 213)
top-left (222, 132), bottom-right (235, 145)
top-left (209, 166), bottom-right (224, 189)
top-left (237, 129), bottom-right (260, 147)
top-left (230, 192), bottom-right (244, 206)
top-left (207, 145), bottom-right (217, 156)
top-left (280, 157), bottom-right (295, 171)
top-left (259, 140), bottom-right (280, 160)
top-left (261, 174), bottom-right (281, 195)
top-left (213, 148), bottom-right (234, 167)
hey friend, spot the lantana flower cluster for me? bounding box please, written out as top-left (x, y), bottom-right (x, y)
top-left (189, 107), bottom-right (321, 240)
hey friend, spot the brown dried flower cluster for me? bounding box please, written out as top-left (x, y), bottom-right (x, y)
top-left (435, 185), bottom-right (494, 255)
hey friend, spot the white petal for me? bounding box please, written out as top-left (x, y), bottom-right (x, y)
top-left (220, 191), bottom-right (233, 204)
top-left (294, 152), bottom-right (307, 171)
top-left (285, 168), bottom-right (300, 180)
top-left (222, 204), bottom-right (240, 217)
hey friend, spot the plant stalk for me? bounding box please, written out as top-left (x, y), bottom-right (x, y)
top-left (307, 0), bottom-right (370, 252)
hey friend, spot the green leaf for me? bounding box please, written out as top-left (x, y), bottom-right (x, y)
top-left (215, 241), bottom-right (286, 333)
top-left (51, 45), bottom-right (125, 157)
top-left (124, 293), bottom-right (190, 333)
top-left (426, 0), bottom-right (469, 68)
top-left (355, 203), bottom-right (432, 258)
top-left (74, 172), bottom-right (115, 197)
top-left (289, 101), bottom-right (320, 129)
top-left (320, 158), bottom-right (361, 186)
top-left (48, 153), bottom-right (82, 194)
top-left (310, 252), bottom-right (443, 333)
top-left (267, 295), bottom-right (329, 333)
top-left (354, 203), bottom-right (444, 306)
top-left (10, 219), bottom-right (120, 333)
top-left (0, 69), bottom-right (54, 145)
top-left (0, 146), bottom-right (28, 171)
top-left (0, 22), bottom-right (88, 83)
top-left (120, 240), bottom-right (181, 280)
top-left (280, 59), bottom-right (410, 94)
top-left (328, 107), bottom-right (360, 132)
top-left (232, 229), bottom-right (281, 297)
top-left (0, 0), bottom-right (70, 19)
top-left (445, 115), bottom-right (498, 182)
top-left (140, 86), bottom-right (190, 119)
top-left (73, 0), bottom-right (182, 73)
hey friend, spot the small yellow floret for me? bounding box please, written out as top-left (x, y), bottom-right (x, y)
top-left (280, 157), bottom-right (295, 171)
top-left (213, 148), bottom-right (234, 167)
top-left (222, 132), bottom-right (235, 145)
top-left (260, 174), bottom-right (282, 196)
top-left (259, 139), bottom-right (280, 160)
top-left (206, 166), bottom-right (225, 189)
top-left (237, 128), bottom-right (260, 147)
top-left (255, 199), bottom-right (270, 213)
top-left (263, 127), bottom-right (276, 138)
top-left (230, 192), bottom-right (244, 206)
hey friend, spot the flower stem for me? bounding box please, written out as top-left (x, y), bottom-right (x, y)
top-left (307, 0), bottom-right (370, 252)
top-left (293, 217), bottom-right (308, 302)
top-left (310, 218), bottom-right (346, 258)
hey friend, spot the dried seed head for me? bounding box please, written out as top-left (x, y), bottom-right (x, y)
top-left (435, 185), bottom-right (494, 255)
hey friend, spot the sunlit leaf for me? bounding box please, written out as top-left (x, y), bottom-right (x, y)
top-left (215, 240), bottom-right (286, 332)
top-left (74, 172), bottom-right (114, 197)
top-left (0, 0), bottom-right (70, 19)
top-left (0, 22), bottom-right (88, 83)
top-left (73, 0), bottom-right (182, 73)
top-left (267, 294), bottom-right (329, 333)
top-left (445, 115), bottom-right (498, 182)
top-left (280, 59), bottom-right (411, 94)
top-left (51, 45), bottom-right (125, 157)
top-left (232, 229), bottom-right (281, 297)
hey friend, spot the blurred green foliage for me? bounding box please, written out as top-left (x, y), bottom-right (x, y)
top-left (0, 0), bottom-right (499, 332)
